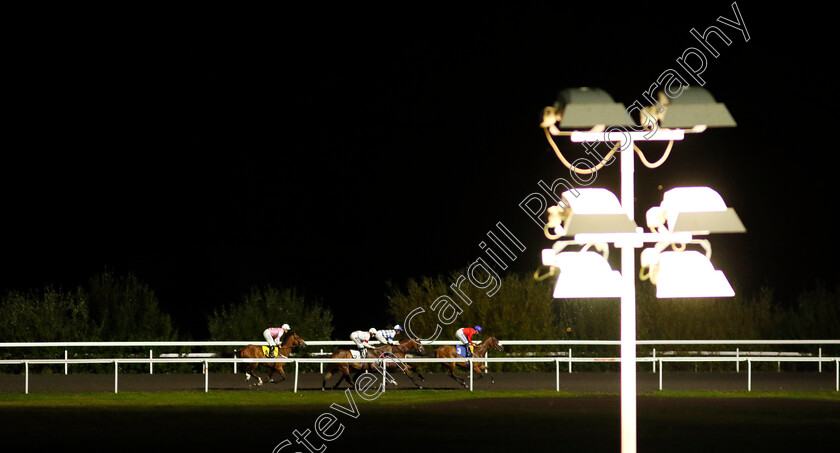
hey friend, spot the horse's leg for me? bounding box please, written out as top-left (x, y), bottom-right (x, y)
top-left (371, 362), bottom-right (397, 386)
top-left (445, 363), bottom-right (468, 388)
top-left (274, 364), bottom-right (286, 383)
top-left (402, 367), bottom-right (423, 389)
top-left (322, 369), bottom-right (334, 391)
top-left (333, 365), bottom-right (351, 390)
top-left (249, 363), bottom-right (264, 387)
top-left (475, 362), bottom-right (495, 384)
top-left (413, 364), bottom-right (427, 382)
top-left (245, 363), bottom-right (258, 384)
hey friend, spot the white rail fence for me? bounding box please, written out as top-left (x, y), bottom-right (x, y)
top-left (1, 356), bottom-right (838, 394)
top-left (2, 340), bottom-right (838, 394)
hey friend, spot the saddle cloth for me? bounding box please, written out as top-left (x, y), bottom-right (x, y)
top-left (455, 345), bottom-right (472, 358)
top-left (262, 346), bottom-right (286, 358)
top-left (349, 349), bottom-right (362, 359)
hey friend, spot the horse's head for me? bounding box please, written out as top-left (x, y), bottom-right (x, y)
top-left (404, 337), bottom-right (425, 355)
top-left (486, 336), bottom-right (503, 352)
top-left (284, 332), bottom-right (307, 349)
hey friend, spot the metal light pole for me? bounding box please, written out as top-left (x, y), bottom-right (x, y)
top-left (542, 86), bottom-right (739, 453)
top-left (570, 128), bottom-right (686, 453)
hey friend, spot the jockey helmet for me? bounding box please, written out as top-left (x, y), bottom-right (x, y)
top-left (369, 328), bottom-right (377, 334)
top-left (474, 325), bottom-right (482, 332)
top-left (282, 323), bottom-right (290, 331)
top-left (393, 324), bottom-right (402, 331)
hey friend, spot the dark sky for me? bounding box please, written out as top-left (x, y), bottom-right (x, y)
top-left (3, 4), bottom-right (837, 339)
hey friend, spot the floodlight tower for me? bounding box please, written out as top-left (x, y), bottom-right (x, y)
top-left (538, 86), bottom-right (743, 453)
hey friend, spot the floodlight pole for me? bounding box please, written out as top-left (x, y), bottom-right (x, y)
top-left (571, 129), bottom-right (685, 453)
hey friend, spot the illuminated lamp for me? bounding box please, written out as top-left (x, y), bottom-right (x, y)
top-left (542, 248), bottom-right (622, 298)
top-left (646, 186), bottom-right (745, 234)
top-left (641, 247), bottom-right (734, 298)
top-left (551, 188), bottom-right (638, 237)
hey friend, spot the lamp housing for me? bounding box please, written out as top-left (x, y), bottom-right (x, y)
top-left (647, 186), bottom-right (745, 234)
top-left (553, 87), bottom-right (629, 130)
top-left (645, 86), bottom-right (736, 128)
top-left (552, 188), bottom-right (638, 237)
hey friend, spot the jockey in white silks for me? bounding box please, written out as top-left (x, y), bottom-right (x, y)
top-left (350, 328), bottom-right (378, 357)
top-left (263, 323), bottom-right (290, 358)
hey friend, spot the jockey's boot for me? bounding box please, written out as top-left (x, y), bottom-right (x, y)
top-left (469, 344), bottom-right (475, 357)
top-left (268, 346), bottom-right (275, 358)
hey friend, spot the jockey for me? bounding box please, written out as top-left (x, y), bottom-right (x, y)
top-left (373, 324), bottom-right (402, 346)
top-left (263, 323), bottom-right (290, 358)
top-left (455, 325), bottom-right (482, 357)
top-left (350, 328), bottom-right (377, 357)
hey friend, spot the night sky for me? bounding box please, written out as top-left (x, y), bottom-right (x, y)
top-left (3, 4), bottom-right (837, 339)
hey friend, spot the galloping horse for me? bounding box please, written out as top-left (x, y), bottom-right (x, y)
top-left (321, 337), bottom-right (426, 390)
top-left (368, 337), bottom-right (427, 389)
top-left (435, 336), bottom-right (503, 388)
top-left (235, 331), bottom-right (307, 387)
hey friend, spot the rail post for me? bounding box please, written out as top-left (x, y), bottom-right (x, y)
top-left (114, 360), bottom-right (119, 393)
top-left (150, 349), bottom-right (154, 375)
top-left (556, 358), bottom-right (560, 392)
top-left (469, 358), bottom-right (474, 392)
top-left (294, 360), bottom-right (300, 393)
top-left (652, 349), bottom-right (656, 373)
top-left (568, 348), bottom-right (572, 373)
top-left (835, 359), bottom-right (838, 392)
top-left (736, 348), bottom-right (740, 373)
top-left (658, 360), bottom-right (663, 391)
top-left (747, 359), bottom-right (751, 392)
top-left (819, 348), bottom-right (822, 373)
top-left (25, 361), bottom-right (29, 394)
top-left (64, 350), bottom-right (68, 375)
top-left (204, 360), bottom-right (209, 393)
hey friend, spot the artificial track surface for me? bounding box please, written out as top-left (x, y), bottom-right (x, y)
top-left (1, 372), bottom-right (838, 452)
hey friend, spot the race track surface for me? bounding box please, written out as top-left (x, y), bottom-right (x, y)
top-left (1, 371), bottom-right (838, 452)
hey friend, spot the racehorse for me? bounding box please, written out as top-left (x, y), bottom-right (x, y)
top-left (368, 337), bottom-right (427, 389)
top-left (321, 337), bottom-right (426, 390)
top-left (235, 331), bottom-right (307, 387)
top-left (435, 336), bottom-right (503, 388)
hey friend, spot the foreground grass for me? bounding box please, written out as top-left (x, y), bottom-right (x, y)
top-left (1, 388), bottom-right (837, 408)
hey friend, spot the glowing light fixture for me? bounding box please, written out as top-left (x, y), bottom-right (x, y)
top-left (646, 186), bottom-right (745, 234)
top-left (548, 188), bottom-right (638, 237)
top-left (542, 249), bottom-right (622, 298)
top-left (640, 246), bottom-right (734, 298)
